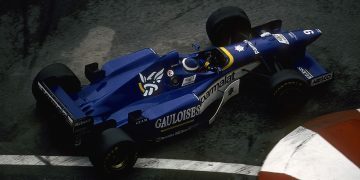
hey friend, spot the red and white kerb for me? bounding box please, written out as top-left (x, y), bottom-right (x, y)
top-left (259, 109), bottom-right (360, 180)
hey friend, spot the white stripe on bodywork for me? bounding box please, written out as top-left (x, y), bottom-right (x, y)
top-left (261, 126), bottom-right (360, 179)
top-left (0, 155), bottom-right (260, 175)
top-left (208, 79), bottom-right (240, 124)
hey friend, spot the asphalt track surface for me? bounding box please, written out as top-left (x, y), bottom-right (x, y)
top-left (0, 0), bottom-right (359, 179)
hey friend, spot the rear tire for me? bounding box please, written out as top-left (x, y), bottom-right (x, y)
top-left (89, 128), bottom-right (138, 176)
top-left (271, 69), bottom-right (309, 109)
top-left (32, 63), bottom-right (81, 107)
top-left (206, 6), bottom-right (251, 46)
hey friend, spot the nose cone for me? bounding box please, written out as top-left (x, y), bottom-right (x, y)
top-left (291, 29), bottom-right (322, 46)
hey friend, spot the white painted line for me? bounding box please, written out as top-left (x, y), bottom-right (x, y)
top-left (0, 155), bottom-right (92, 166)
top-left (357, 108), bottom-right (360, 113)
top-left (135, 158), bottom-right (261, 176)
top-left (0, 155), bottom-right (260, 176)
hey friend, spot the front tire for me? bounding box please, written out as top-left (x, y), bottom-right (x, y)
top-left (206, 6), bottom-right (251, 46)
top-left (271, 69), bottom-right (309, 108)
top-left (89, 128), bottom-right (138, 176)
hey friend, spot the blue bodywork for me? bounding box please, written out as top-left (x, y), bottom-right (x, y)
top-left (38, 25), bottom-right (332, 145)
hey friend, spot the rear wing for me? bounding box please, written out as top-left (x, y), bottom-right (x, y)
top-left (37, 81), bottom-right (93, 145)
top-left (294, 53), bottom-right (333, 86)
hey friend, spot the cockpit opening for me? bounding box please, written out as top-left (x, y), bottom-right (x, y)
top-left (182, 48), bottom-right (229, 73)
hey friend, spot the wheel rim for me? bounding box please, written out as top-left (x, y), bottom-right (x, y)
top-left (111, 160), bottom-right (126, 169)
top-left (110, 150), bottom-right (127, 169)
top-left (105, 145), bottom-right (130, 171)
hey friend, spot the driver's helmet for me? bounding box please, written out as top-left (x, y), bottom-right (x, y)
top-left (182, 57), bottom-right (199, 72)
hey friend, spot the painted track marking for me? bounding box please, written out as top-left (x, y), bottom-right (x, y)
top-left (261, 126), bottom-right (360, 179)
top-left (135, 158), bottom-right (260, 175)
top-left (0, 155), bottom-right (260, 176)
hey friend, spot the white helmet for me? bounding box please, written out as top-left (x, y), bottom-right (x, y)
top-left (182, 57), bottom-right (199, 72)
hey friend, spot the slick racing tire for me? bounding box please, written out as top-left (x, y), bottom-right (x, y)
top-left (206, 6), bottom-right (251, 46)
top-left (271, 69), bottom-right (309, 108)
top-left (32, 63), bottom-right (81, 105)
top-left (89, 128), bottom-right (138, 176)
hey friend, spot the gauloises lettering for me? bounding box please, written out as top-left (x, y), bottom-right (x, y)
top-left (200, 72), bottom-right (235, 103)
top-left (155, 105), bottom-right (201, 129)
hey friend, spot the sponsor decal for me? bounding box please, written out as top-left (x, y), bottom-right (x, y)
top-left (156, 124), bottom-right (198, 141)
top-left (167, 69), bottom-right (174, 77)
top-left (244, 40), bottom-right (259, 54)
top-left (199, 72), bottom-right (235, 103)
top-left (288, 32), bottom-right (298, 40)
top-left (138, 68), bottom-right (164, 96)
top-left (155, 105), bottom-right (201, 130)
top-left (310, 73), bottom-right (333, 86)
top-left (182, 75), bottom-right (196, 86)
top-left (195, 62), bottom-right (260, 123)
top-left (297, 67), bottom-right (314, 79)
top-left (73, 118), bottom-right (93, 127)
top-left (273, 34), bottom-right (289, 45)
top-left (303, 30), bottom-right (314, 35)
top-left (135, 118), bottom-right (148, 125)
top-left (234, 45), bottom-right (244, 52)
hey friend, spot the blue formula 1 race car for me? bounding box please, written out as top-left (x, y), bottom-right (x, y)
top-left (32, 7), bottom-right (332, 175)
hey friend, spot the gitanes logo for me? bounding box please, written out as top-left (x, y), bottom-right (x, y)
top-left (138, 68), bottom-right (164, 96)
